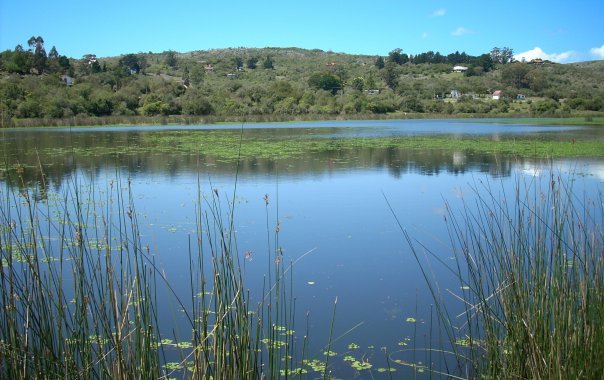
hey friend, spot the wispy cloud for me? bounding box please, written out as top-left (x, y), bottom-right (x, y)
top-left (421, 32), bottom-right (429, 39)
top-left (514, 47), bottom-right (576, 63)
top-left (590, 44), bottom-right (604, 59)
top-left (451, 27), bottom-right (472, 36)
top-left (431, 8), bottom-right (446, 17)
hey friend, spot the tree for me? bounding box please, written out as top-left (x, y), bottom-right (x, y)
top-left (119, 54), bottom-right (145, 74)
top-left (375, 56), bottom-right (385, 69)
top-left (233, 57), bottom-right (244, 70)
top-left (308, 72), bottom-right (342, 94)
top-left (263, 56), bottom-right (274, 69)
top-left (27, 35), bottom-right (46, 73)
top-left (501, 62), bottom-right (530, 88)
top-left (491, 46), bottom-right (514, 64)
top-left (164, 50), bottom-right (177, 68)
top-left (246, 57), bottom-right (258, 69)
top-left (382, 62), bottom-right (398, 89)
top-left (351, 77), bottom-right (364, 92)
top-left (2, 48), bottom-right (32, 74)
top-left (182, 66), bottom-right (190, 86)
top-left (388, 48), bottom-right (403, 65)
top-left (189, 65), bottom-right (205, 85)
top-left (48, 46), bottom-right (59, 59)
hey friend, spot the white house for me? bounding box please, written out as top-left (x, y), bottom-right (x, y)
top-left (452, 65), bottom-right (468, 73)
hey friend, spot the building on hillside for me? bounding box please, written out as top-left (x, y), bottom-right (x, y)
top-left (204, 64), bottom-right (214, 72)
top-left (365, 89), bottom-right (380, 95)
top-left (226, 73), bottom-right (237, 79)
top-left (452, 65), bottom-right (468, 73)
top-left (492, 90), bottom-right (503, 100)
top-left (529, 58), bottom-right (544, 65)
top-left (516, 94), bottom-right (526, 100)
top-left (450, 89), bottom-right (461, 99)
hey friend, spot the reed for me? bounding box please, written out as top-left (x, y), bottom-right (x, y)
top-left (399, 173), bottom-right (604, 378)
top-left (0, 164), bottom-right (303, 378)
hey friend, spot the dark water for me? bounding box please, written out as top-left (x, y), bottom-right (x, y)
top-left (1, 119), bottom-right (603, 377)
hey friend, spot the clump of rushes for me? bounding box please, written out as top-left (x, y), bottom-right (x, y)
top-left (398, 173), bottom-right (604, 378)
top-left (0, 162), bottom-right (302, 379)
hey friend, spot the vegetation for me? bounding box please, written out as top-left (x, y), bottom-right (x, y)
top-left (0, 168), bottom-right (305, 378)
top-left (1, 38), bottom-right (604, 127)
top-left (400, 174), bottom-right (604, 378)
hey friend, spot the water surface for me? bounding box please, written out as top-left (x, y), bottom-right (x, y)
top-left (1, 119), bottom-right (602, 378)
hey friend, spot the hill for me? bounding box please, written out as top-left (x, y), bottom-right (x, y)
top-left (1, 41), bottom-right (603, 127)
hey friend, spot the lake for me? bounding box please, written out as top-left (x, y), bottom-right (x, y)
top-left (1, 119), bottom-right (603, 378)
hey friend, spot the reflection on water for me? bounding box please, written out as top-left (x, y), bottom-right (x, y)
top-left (1, 120), bottom-right (602, 377)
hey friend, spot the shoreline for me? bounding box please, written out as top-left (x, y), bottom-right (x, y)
top-left (5, 112), bottom-right (604, 129)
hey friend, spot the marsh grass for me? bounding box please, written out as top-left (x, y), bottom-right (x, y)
top-left (397, 173), bottom-right (604, 378)
top-left (0, 163), bottom-right (303, 378)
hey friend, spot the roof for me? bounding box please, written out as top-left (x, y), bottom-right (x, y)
top-left (493, 90), bottom-right (502, 95)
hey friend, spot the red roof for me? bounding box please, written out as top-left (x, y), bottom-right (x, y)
top-left (493, 90), bottom-right (502, 95)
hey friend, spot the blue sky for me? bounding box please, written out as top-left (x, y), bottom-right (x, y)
top-left (1, 0), bottom-right (603, 62)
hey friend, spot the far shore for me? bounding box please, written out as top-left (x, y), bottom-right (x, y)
top-left (4, 112), bottom-right (604, 129)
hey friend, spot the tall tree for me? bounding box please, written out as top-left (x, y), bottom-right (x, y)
top-left (375, 56), bottom-right (385, 69)
top-left (233, 56), bottom-right (244, 70)
top-left (246, 57), bottom-right (258, 69)
top-left (263, 56), bottom-right (274, 69)
top-left (382, 61), bottom-right (398, 89)
top-left (388, 48), bottom-right (403, 65)
top-left (48, 46), bottom-right (59, 59)
top-left (491, 47), bottom-right (514, 64)
top-left (164, 50), bottom-right (177, 68)
top-left (27, 36), bottom-right (46, 73)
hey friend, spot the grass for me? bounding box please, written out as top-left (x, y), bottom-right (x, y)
top-left (0, 163), bottom-right (304, 378)
top-left (397, 172), bottom-right (604, 378)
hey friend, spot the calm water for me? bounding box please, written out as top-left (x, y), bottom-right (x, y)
top-left (2, 119), bottom-right (603, 378)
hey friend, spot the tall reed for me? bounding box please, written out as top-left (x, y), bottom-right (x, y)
top-left (400, 173), bottom-right (604, 378)
top-left (0, 164), bottom-right (303, 378)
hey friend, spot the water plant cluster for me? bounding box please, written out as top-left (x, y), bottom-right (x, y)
top-left (401, 174), bottom-right (604, 378)
top-left (0, 167), bottom-right (304, 379)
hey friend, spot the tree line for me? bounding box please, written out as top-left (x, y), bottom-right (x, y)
top-left (1, 37), bottom-right (602, 127)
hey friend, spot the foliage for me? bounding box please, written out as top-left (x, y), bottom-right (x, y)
top-left (308, 72), bottom-right (342, 94)
top-left (402, 174), bottom-right (604, 379)
top-left (0, 167), bottom-right (302, 379)
top-left (1, 37), bottom-right (604, 126)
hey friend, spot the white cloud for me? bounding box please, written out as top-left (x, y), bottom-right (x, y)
top-left (451, 27), bottom-right (472, 37)
top-left (514, 47), bottom-right (576, 63)
top-left (421, 32), bottom-right (429, 39)
top-left (590, 44), bottom-right (604, 59)
top-left (432, 8), bottom-right (446, 17)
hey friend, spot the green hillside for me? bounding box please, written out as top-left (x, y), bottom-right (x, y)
top-left (1, 38), bottom-right (604, 127)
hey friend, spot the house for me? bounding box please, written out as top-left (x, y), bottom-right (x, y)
top-left (529, 58), bottom-right (544, 65)
top-left (325, 62), bottom-right (337, 67)
top-left (452, 65), bottom-right (468, 73)
top-left (60, 75), bottom-right (74, 86)
top-left (450, 89), bottom-right (461, 99)
top-left (492, 90), bottom-right (503, 100)
top-left (204, 64), bottom-right (214, 72)
top-left (365, 89), bottom-right (380, 95)
top-left (516, 94), bottom-right (526, 100)
top-left (226, 73), bottom-right (237, 79)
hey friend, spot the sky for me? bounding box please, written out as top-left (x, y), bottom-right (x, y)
top-left (1, 0), bottom-right (603, 63)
